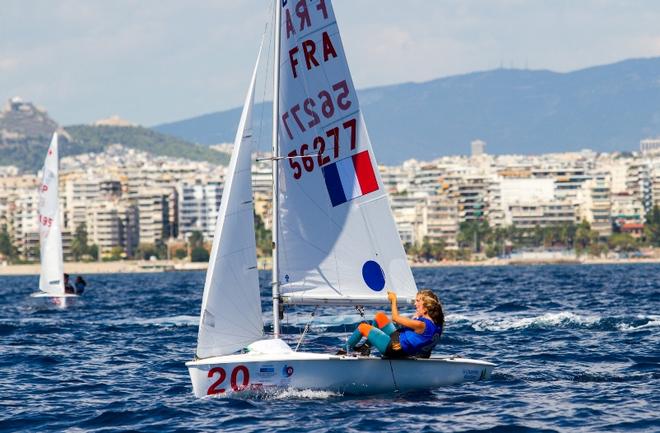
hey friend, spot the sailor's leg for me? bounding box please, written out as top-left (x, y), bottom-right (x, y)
top-left (346, 324), bottom-right (365, 349)
top-left (357, 323), bottom-right (390, 354)
top-left (374, 311), bottom-right (396, 336)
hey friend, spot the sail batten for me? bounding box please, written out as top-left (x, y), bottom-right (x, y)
top-left (195, 47), bottom-right (264, 359)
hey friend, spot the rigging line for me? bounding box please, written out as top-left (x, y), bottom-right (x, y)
top-left (387, 359), bottom-right (400, 393)
top-left (294, 305), bottom-right (318, 351)
top-left (256, 0), bottom-right (274, 157)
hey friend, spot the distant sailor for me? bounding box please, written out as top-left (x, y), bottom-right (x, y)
top-left (63, 273), bottom-right (75, 294)
top-left (74, 276), bottom-right (87, 295)
top-left (339, 289), bottom-right (445, 358)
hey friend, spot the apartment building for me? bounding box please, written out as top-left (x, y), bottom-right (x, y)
top-left (178, 180), bottom-right (223, 240)
top-left (423, 192), bottom-right (459, 249)
top-left (508, 201), bottom-right (577, 229)
top-left (135, 187), bottom-right (171, 245)
top-left (86, 200), bottom-right (139, 257)
top-left (577, 175), bottom-right (612, 237)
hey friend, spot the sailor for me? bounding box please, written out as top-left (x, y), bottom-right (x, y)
top-left (339, 289), bottom-right (444, 358)
top-left (63, 273), bottom-right (75, 294)
top-left (74, 276), bottom-right (87, 295)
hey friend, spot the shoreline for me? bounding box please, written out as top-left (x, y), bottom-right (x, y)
top-left (2, 257), bottom-right (660, 276)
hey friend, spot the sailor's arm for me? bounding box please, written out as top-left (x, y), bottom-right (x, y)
top-left (387, 291), bottom-right (425, 333)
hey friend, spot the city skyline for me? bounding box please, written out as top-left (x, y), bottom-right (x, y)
top-left (1, 1), bottom-right (660, 126)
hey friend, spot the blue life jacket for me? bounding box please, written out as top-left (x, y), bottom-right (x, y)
top-left (398, 317), bottom-right (442, 356)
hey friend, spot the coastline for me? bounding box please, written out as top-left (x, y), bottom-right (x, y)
top-left (2, 257), bottom-right (660, 276)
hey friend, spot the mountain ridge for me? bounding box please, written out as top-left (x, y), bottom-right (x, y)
top-left (153, 57), bottom-right (660, 163)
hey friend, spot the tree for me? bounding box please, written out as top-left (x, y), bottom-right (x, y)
top-left (0, 225), bottom-right (16, 262)
top-left (254, 213), bottom-right (272, 258)
top-left (575, 220), bottom-right (597, 255)
top-left (137, 243), bottom-right (159, 260)
top-left (188, 231), bottom-right (204, 250)
top-left (644, 205), bottom-right (660, 246)
top-left (608, 233), bottom-right (639, 253)
top-left (88, 244), bottom-right (99, 261)
top-left (416, 237), bottom-right (446, 261)
top-left (484, 227), bottom-right (512, 257)
top-left (588, 242), bottom-right (608, 257)
top-left (71, 223), bottom-right (90, 261)
top-left (174, 248), bottom-right (187, 259)
top-left (108, 246), bottom-right (124, 261)
top-left (191, 246), bottom-right (210, 262)
top-left (458, 220), bottom-right (490, 253)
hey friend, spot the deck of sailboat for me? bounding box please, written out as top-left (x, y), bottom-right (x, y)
top-left (186, 350), bottom-right (496, 367)
top-left (30, 292), bottom-right (78, 298)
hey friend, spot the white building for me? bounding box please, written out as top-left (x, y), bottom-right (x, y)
top-left (178, 180), bottom-right (223, 241)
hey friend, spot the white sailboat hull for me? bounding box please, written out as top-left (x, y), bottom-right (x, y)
top-left (186, 341), bottom-right (495, 397)
top-left (30, 291), bottom-right (78, 308)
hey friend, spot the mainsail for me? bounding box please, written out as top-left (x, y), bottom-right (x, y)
top-left (38, 133), bottom-right (65, 295)
top-left (195, 50), bottom-right (264, 358)
top-left (276, 0), bottom-right (417, 305)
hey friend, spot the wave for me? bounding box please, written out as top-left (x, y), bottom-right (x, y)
top-left (205, 387), bottom-right (341, 401)
top-left (449, 312), bottom-right (660, 332)
top-left (617, 315), bottom-right (660, 332)
top-left (470, 311), bottom-right (600, 331)
top-left (110, 315), bottom-right (199, 327)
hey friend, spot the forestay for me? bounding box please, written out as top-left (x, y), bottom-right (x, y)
top-left (195, 50), bottom-right (264, 359)
top-left (38, 133), bottom-right (65, 295)
top-left (276, 0), bottom-right (417, 305)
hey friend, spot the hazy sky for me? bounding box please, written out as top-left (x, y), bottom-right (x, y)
top-left (2, 0), bottom-right (659, 126)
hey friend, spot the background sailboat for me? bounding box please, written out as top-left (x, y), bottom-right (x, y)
top-left (31, 133), bottom-right (76, 304)
top-left (187, 0), bottom-right (494, 397)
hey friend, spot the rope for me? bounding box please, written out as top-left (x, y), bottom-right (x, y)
top-left (294, 306), bottom-right (318, 351)
top-left (387, 359), bottom-right (400, 393)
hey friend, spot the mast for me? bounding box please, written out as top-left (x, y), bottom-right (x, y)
top-left (271, 0), bottom-right (282, 338)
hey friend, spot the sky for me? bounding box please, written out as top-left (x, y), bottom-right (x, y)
top-left (2, 0), bottom-right (660, 127)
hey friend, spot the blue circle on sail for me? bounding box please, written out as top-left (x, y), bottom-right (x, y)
top-left (362, 260), bottom-right (385, 292)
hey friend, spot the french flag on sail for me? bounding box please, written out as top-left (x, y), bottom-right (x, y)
top-left (322, 150), bottom-right (379, 207)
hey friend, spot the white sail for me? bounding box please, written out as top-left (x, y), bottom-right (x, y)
top-left (38, 133), bottom-right (65, 295)
top-left (195, 49), bottom-right (264, 358)
top-left (276, 0), bottom-right (417, 305)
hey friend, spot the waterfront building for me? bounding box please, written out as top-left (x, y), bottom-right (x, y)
top-left (508, 201), bottom-right (577, 229)
top-left (86, 200), bottom-right (139, 258)
top-left (178, 180), bottom-right (223, 241)
top-left (577, 175), bottom-right (612, 237)
top-left (135, 187), bottom-right (171, 246)
top-left (389, 192), bottom-right (427, 246)
top-left (423, 191), bottom-right (459, 249)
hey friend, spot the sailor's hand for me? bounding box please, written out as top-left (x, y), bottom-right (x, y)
top-left (387, 291), bottom-right (397, 303)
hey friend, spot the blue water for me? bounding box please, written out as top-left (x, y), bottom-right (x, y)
top-left (0, 264), bottom-right (658, 432)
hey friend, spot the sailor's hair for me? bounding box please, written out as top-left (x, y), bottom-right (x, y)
top-left (418, 289), bottom-right (445, 334)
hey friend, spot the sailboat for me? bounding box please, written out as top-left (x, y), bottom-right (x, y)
top-left (31, 133), bottom-right (76, 305)
top-left (187, 0), bottom-right (494, 397)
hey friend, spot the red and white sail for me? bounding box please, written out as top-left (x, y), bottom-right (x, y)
top-left (276, 0), bottom-right (417, 305)
top-left (38, 133), bottom-right (65, 295)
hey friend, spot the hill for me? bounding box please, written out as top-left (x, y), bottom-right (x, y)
top-left (153, 57), bottom-right (660, 163)
top-left (63, 125), bottom-right (229, 166)
top-left (0, 98), bottom-right (228, 172)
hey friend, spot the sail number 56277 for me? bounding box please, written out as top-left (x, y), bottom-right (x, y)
top-left (287, 118), bottom-right (356, 179)
top-left (207, 365), bottom-right (249, 395)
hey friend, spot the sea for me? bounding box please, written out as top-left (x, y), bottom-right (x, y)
top-left (0, 264), bottom-right (658, 432)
